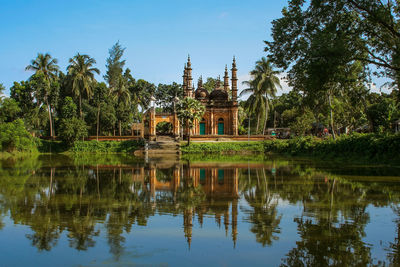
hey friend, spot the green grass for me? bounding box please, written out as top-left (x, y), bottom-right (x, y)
top-left (180, 141), bottom-right (265, 154)
top-left (71, 140), bottom-right (145, 153)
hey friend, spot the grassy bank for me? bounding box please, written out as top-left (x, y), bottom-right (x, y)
top-left (33, 139), bottom-right (144, 153)
top-left (180, 134), bottom-right (400, 164)
top-left (264, 133), bottom-right (400, 163)
top-left (180, 141), bottom-right (264, 154)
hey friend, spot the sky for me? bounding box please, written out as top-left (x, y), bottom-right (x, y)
top-left (0, 0), bottom-right (293, 96)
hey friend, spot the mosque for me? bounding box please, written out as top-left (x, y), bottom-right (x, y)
top-left (144, 56), bottom-right (239, 140)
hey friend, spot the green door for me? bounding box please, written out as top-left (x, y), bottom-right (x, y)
top-left (200, 169), bottom-right (206, 182)
top-left (200, 123), bottom-right (206, 135)
top-left (218, 123), bottom-right (224, 135)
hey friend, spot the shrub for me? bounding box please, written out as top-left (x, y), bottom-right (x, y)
top-left (264, 133), bottom-right (400, 162)
top-left (181, 141), bottom-right (265, 153)
top-left (0, 119), bottom-right (37, 152)
top-left (58, 118), bottom-right (88, 145)
top-left (72, 139), bottom-right (144, 153)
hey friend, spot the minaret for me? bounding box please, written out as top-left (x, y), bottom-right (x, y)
top-left (231, 56), bottom-right (238, 101)
top-left (232, 198), bottom-right (238, 248)
top-left (183, 64), bottom-right (188, 97)
top-left (187, 55), bottom-right (193, 97)
top-left (224, 65), bottom-right (230, 93)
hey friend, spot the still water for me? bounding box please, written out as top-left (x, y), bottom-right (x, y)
top-left (0, 154), bottom-right (400, 266)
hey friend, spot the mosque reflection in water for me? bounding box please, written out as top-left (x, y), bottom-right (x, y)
top-left (126, 161), bottom-right (239, 247)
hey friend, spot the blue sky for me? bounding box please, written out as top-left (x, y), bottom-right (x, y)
top-left (0, 0), bottom-right (291, 95)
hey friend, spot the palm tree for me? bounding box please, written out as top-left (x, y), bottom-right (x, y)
top-left (242, 58), bottom-right (281, 135)
top-left (112, 76), bottom-right (131, 136)
top-left (26, 53), bottom-right (59, 137)
top-left (241, 80), bottom-right (266, 134)
top-left (67, 53), bottom-right (100, 119)
top-left (176, 97), bottom-right (205, 145)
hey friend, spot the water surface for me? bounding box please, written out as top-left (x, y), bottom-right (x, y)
top-left (0, 154), bottom-right (399, 266)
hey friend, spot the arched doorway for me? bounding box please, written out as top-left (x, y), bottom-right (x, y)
top-left (156, 121), bottom-right (173, 135)
top-left (218, 118), bottom-right (224, 135)
top-left (200, 118), bottom-right (206, 135)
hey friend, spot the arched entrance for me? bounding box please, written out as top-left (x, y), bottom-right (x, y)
top-left (156, 121), bottom-right (173, 135)
top-left (146, 109), bottom-right (180, 140)
top-left (218, 118), bottom-right (224, 135)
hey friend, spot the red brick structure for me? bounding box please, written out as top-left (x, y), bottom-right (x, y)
top-left (186, 56), bottom-right (239, 136)
top-left (145, 56), bottom-right (239, 140)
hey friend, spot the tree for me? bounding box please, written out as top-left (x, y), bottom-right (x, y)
top-left (0, 83), bottom-right (5, 100)
top-left (92, 82), bottom-right (108, 139)
top-left (67, 53), bottom-right (100, 119)
top-left (203, 77), bottom-right (219, 93)
top-left (130, 79), bottom-right (156, 112)
top-left (25, 53), bottom-right (59, 137)
top-left (176, 97), bottom-right (205, 145)
top-left (155, 82), bottom-right (183, 112)
top-left (241, 89), bottom-right (265, 134)
top-left (58, 117), bottom-right (88, 145)
top-left (104, 41), bottom-right (126, 90)
top-left (265, 1), bottom-right (369, 138)
top-left (0, 119), bottom-right (36, 152)
top-left (248, 58), bottom-right (281, 135)
top-left (0, 98), bottom-right (21, 123)
top-left (112, 76), bottom-right (131, 136)
top-left (289, 108), bottom-right (315, 136)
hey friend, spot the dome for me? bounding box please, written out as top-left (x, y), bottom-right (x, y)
top-left (209, 88), bottom-right (228, 101)
top-left (195, 88), bottom-right (209, 99)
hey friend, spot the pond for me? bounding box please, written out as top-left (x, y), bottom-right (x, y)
top-left (0, 154), bottom-right (399, 266)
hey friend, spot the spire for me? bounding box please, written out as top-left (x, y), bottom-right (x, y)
top-left (224, 64), bottom-right (230, 92)
top-left (183, 63), bottom-right (188, 97)
top-left (186, 55), bottom-right (193, 97)
top-left (231, 56), bottom-right (238, 101)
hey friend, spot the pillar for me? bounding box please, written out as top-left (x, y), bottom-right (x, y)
top-left (149, 107), bottom-right (156, 141)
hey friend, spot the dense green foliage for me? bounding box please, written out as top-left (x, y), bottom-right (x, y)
top-left (58, 118), bottom-right (88, 145)
top-left (181, 141), bottom-right (264, 154)
top-left (264, 133), bottom-right (400, 162)
top-left (0, 119), bottom-right (37, 152)
top-left (260, 0), bottom-right (400, 138)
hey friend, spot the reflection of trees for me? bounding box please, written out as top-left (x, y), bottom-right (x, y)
top-left (281, 215), bottom-right (372, 267)
top-left (2, 154), bottom-right (400, 265)
top-left (242, 168), bottom-right (282, 246)
top-left (387, 205), bottom-right (400, 266)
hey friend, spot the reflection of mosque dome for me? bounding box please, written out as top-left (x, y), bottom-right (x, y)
top-left (209, 88), bottom-right (228, 101)
top-left (195, 88), bottom-right (209, 99)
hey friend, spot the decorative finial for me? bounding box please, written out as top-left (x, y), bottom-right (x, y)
top-left (232, 56), bottom-right (236, 67)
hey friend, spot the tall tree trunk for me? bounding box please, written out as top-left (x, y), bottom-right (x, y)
top-left (79, 94), bottom-right (82, 119)
top-left (256, 113), bottom-right (260, 134)
top-left (47, 99), bottom-right (53, 138)
top-left (97, 104), bottom-right (100, 141)
top-left (187, 127), bottom-right (191, 146)
top-left (328, 92), bottom-right (336, 139)
top-left (263, 97), bottom-right (269, 135)
top-left (119, 120), bottom-right (122, 136)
